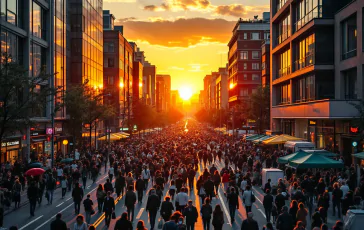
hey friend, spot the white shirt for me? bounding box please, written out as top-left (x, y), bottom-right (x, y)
top-left (240, 180), bottom-right (247, 190)
top-left (57, 168), bottom-right (63, 177)
top-left (46, 159), bottom-right (51, 168)
top-left (75, 151), bottom-right (80, 160)
top-left (340, 185), bottom-right (350, 199)
top-left (71, 164), bottom-right (78, 170)
top-left (142, 169), bottom-right (150, 179)
top-left (109, 167), bottom-right (114, 175)
top-left (175, 192), bottom-right (188, 206)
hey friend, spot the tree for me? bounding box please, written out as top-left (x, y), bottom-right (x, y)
top-left (247, 86), bottom-right (270, 134)
top-left (0, 57), bottom-right (55, 162)
top-left (132, 101), bottom-right (156, 131)
top-left (63, 81), bottom-right (115, 148)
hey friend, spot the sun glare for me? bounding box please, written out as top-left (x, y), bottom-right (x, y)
top-left (179, 86), bottom-right (193, 101)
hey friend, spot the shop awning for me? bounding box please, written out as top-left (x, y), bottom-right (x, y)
top-left (98, 132), bottom-right (129, 141)
top-left (252, 135), bottom-right (273, 144)
top-left (245, 134), bottom-right (260, 140)
top-left (352, 152), bottom-right (364, 160)
top-left (287, 154), bottom-right (344, 169)
top-left (303, 150), bottom-right (338, 157)
top-left (262, 134), bottom-right (302, 145)
top-left (246, 134), bottom-right (265, 141)
top-left (278, 150), bottom-right (310, 164)
top-left (32, 137), bottom-right (47, 143)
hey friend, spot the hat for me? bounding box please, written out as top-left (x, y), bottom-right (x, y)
top-left (247, 212), bottom-right (253, 218)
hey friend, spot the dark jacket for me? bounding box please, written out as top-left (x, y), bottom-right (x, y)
top-left (115, 177), bottom-right (124, 193)
top-left (103, 196), bottom-right (115, 213)
top-left (135, 179), bottom-right (145, 191)
top-left (146, 194), bottom-right (161, 212)
top-left (263, 194), bottom-right (274, 209)
top-left (72, 186), bottom-right (84, 202)
top-left (50, 218), bottom-right (67, 230)
top-left (200, 204), bottom-right (212, 219)
top-left (83, 198), bottom-right (93, 212)
top-left (114, 218), bottom-right (133, 230)
top-left (160, 201), bottom-right (174, 217)
top-left (204, 180), bottom-right (214, 193)
top-left (183, 205), bottom-right (198, 224)
top-left (162, 220), bottom-right (178, 230)
top-left (275, 194), bottom-right (286, 210)
top-left (227, 192), bottom-right (239, 208)
top-left (104, 182), bottom-right (113, 193)
top-left (263, 182), bottom-right (271, 193)
top-left (125, 190), bottom-right (137, 208)
top-left (276, 212), bottom-right (293, 230)
top-left (241, 219), bottom-right (259, 230)
top-left (27, 185), bottom-right (38, 201)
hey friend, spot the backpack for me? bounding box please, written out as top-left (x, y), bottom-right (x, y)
top-left (201, 205), bottom-right (211, 218)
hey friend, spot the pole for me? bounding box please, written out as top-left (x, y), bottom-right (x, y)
top-left (49, 0), bottom-right (55, 168)
top-left (94, 120), bottom-right (97, 149)
top-left (89, 123), bottom-right (92, 149)
top-left (51, 112), bottom-right (54, 167)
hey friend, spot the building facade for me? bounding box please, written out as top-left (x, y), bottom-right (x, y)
top-left (215, 67), bottom-right (229, 110)
top-left (261, 39), bottom-right (270, 87)
top-left (270, 0), bottom-right (359, 161)
top-left (156, 74), bottom-right (171, 112)
top-left (228, 17), bottom-right (270, 108)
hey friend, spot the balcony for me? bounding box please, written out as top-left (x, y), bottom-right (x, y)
top-left (276, 30), bottom-right (291, 45)
top-left (341, 49), bottom-right (357, 60)
top-left (276, 0), bottom-right (289, 14)
top-left (277, 66), bottom-right (291, 78)
top-left (294, 54), bottom-right (315, 71)
top-left (295, 5), bottom-right (322, 32)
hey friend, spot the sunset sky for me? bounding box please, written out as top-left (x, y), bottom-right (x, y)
top-left (104, 0), bottom-right (270, 94)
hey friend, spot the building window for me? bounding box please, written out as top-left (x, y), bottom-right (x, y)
top-left (107, 76), bottom-right (114, 85)
top-left (252, 74), bottom-right (259, 81)
top-left (294, 75), bottom-right (315, 102)
top-left (240, 89), bottom-right (249, 96)
top-left (251, 32), bottom-right (260, 40)
top-left (107, 58), bottom-right (114, 67)
top-left (343, 68), bottom-right (357, 99)
top-left (296, 0), bottom-right (322, 31)
top-left (244, 63), bottom-right (247, 70)
top-left (1, 0), bottom-right (19, 26)
top-left (296, 34), bottom-right (315, 70)
top-left (104, 42), bottom-right (115, 53)
top-left (277, 14), bottom-right (290, 44)
top-left (264, 32), bottom-right (270, 40)
top-left (252, 51), bottom-right (260, 59)
top-left (278, 49), bottom-right (291, 78)
top-left (243, 74), bottom-right (247, 80)
top-left (240, 51), bottom-right (248, 60)
top-left (244, 33), bottom-right (247, 39)
top-left (341, 14), bottom-right (357, 60)
top-left (30, 2), bottom-right (44, 39)
top-left (252, 63), bottom-right (260, 70)
top-left (0, 30), bottom-right (19, 63)
top-left (278, 83), bottom-right (290, 104)
top-left (30, 43), bottom-right (45, 77)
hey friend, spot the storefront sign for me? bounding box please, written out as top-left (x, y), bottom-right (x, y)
top-left (350, 126), bottom-right (359, 134)
top-left (1, 140), bottom-right (20, 147)
top-left (31, 130), bottom-right (46, 136)
top-left (247, 119), bottom-right (256, 123)
top-left (55, 123), bottom-right (63, 133)
top-left (46, 128), bottom-right (53, 135)
top-left (309, 120), bottom-right (317, 126)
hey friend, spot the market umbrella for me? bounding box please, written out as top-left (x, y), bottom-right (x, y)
top-left (252, 135), bottom-right (273, 144)
top-left (278, 150), bottom-right (310, 164)
top-left (25, 168), bottom-right (45, 176)
top-left (262, 134), bottom-right (302, 145)
top-left (28, 162), bottom-right (42, 168)
top-left (287, 154), bottom-right (344, 169)
top-left (61, 158), bottom-right (74, 163)
top-left (245, 134), bottom-right (261, 141)
top-left (303, 150), bottom-right (338, 157)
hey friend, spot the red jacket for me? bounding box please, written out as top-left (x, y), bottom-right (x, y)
top-left (222, 173), bottom-right (230, 183)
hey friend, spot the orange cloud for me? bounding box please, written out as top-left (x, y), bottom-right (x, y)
top-left (120, 18), bottom-right (236, 47)
top-left (144, 0), bottom-right (210, 11)
top-left (215, 4), bottom-right (245, 17)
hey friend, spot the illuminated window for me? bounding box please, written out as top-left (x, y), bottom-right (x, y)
top-left (244, 63), bottom-right (247, 70)
top-left (240, 51), bottom-right (248, 60)
top-left (240, 89), bottom-right (249, 96)
top-left (244, 33), bottom-right (247, 39)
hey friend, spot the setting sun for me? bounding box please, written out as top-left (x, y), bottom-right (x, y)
top-left (179, 86), bottom-right (193, 101)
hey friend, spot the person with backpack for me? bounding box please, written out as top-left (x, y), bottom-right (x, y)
top-left (200, 197), bottom-right (212, 230)
top-left (72, 182), bottom-right (84, 214)
top-left (227, 187), bottom-right (239, 223)
top-left (46, 174), bottom-right (56, 205)
top-left (242, 185), bottom-right (254, 213)
top-left (83, 194), bottom-right (94, 224)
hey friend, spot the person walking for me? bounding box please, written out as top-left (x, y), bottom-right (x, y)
top-left (136, 220), bottom-right (148, 230)
top-left (115, 172), bottom-right (125, 197)
top-left (73, 214), bottom-right (87, 230)
top-left (104, 179), bottom-right (113, 194)
top-left (241, 212), bottom-right (259, 230)
top-left (83, 194), bottom-right (94, 225)
top-left (103, 191), bottom-right (115, 227)
top-left (296, 202), bottom-right (308, 228)
top-left (146, 189), bottom-right (161, 230)
top-left (27, 181), bottom-right (38, 217)
top-left (204, 177), bottom-right (215, 200)
top-left (135, 175), bottom-right (145, 203)
top-left (227, 187), bottom-right (239, 223)
top-left (142, 166), bottom-right (150, 190)
top-left (72, 182), bottom-right (84, 215)
top-left (61, 176), bottom-right (67, 199)
top-left (242, 185), bottom-right (253, 213)
top-left (183, 200), bottom-right (198, 230)
top-left (200, 197), bottom-right (212, 230)
top-left (108, 166), bottom-right (115, 182)
top-left (50, 213), bottom-right (67, 230)
top-left (276, 206), bottom-right (294, 230)
top-left (160, 196), bottom-right (174, 222)
top-left (125, 185), bottom-right (137, 222)
top-left (332, 182), bottom-right (343, 218)
top-left (46, 174), bottom-right (56, 205)
top-left (96, 184), bottom-right (106, 212)
top-left (212, 171), bottom-right (221, 196)
top-left (82, 167), bottom-right (88, 190)
top-left (212, 204), bottom-right (224, 230)
top-left (263, 189), bottom-right (274, 223)
top-left (175, 188), bottom-right (188, 212)
top-left (275, 189), bottom-right (286, 215)
top-left (162, 212), bottom-right (180, 230)
top-left (114, 212), bottom-right (133, 230)
top-left (12, 179), bottom-right (21, 209)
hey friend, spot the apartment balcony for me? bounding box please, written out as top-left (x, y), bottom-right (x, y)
top-left (272, 0), bottom-right (291, 23)
top-left (271, 99), bottom-right (360, 119)
top-left (295, 5), bottom-right (322, 32)
top-left (276, 30), bottom-right (291, 46)
top-left (277, 66), bottom-right (291, 78)
top-left (341, 49), bottom-right (357, 60)
top-left (294, 54), bottom-right (315, 71)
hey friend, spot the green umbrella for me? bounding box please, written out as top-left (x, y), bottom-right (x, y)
top-left (278, 150), bottom-right (310, 164)
top-left (303, 150), bottom-right (338, 157)
top-left (253, 135), bottom-right (273, 144)
top-left (28, 162), bottom-right (42, 168)
top-left (288, 154), bottom-right (344, 169)
top-left (352, 152), bottom-right (364, 160)
top-left (61, 158), bottom-right (74, 163)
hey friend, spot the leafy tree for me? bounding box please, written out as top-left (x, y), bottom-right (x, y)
top-left (132, 101), bottom-right (157, 131)
top-left (0, 57), bottom-right (56, 162)
top-left (247, 85), bottom-right (270, 134)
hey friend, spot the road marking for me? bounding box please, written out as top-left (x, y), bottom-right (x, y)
top-left (56, 202), bottom-right (64, 207)
top-left (218, 188), bottom-right (231, 226)
top-left (136, 208), bottom-right (144, 219)
top-left (34, 203), bottom-right (74, 230)
top-left (19, 215), bottom-right (43, 230)
top-left (66, 197), bottom-right (72, 201)
top-left (258, 209), bottom-right (266, 218)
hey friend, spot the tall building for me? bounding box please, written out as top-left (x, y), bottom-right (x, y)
top-left (261, 39), bottom-right (270, 87)
top-left (0, 0), bottom-right (69, 162)
top-left (103, 11), bottom-right (134, 133)
top-left (215, 67), bottom-right (229, 110)
top-left (156, 74), bottom-right (171, 111)
top-left (228, 15), bottom-right (270, 108)
top-left (144, 63), bottom-right (156, 106)
top-left (270, 0), bottom-right (356, 160)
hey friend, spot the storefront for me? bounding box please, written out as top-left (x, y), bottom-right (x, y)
top-left (1, 138), bottom-right (21, 163)
top-left (30, 129), bottom-right (47, 158)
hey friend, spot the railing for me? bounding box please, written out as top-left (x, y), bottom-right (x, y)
top-left (276, 0), bottom-right (288, 13)
top-left (278, 66), bottom-right (291, 78)
top-left (295, 5), bottom-right (322, 31)
top-left (276, 29), bottom-right (291, 45)
top-left (341, 49), bottom-right (357, 60)
top-left (294, 54), bottom-right (315, 71)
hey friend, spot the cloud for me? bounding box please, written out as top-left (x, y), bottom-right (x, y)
top-left (120, 18), bottom-right (236, 47)
top-left (104, 0), bottom-right (136, 2)
top-left (214, 4), bottom-right (245, 17)
top-left (115, 17), bottom-right (137, 23)
top-left (169, 66), bottom-right (185, 71)
top-left (144, 0), bottom-right (210, 12)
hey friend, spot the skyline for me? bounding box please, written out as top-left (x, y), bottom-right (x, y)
top-left (104, 0), bottom-right (270, 93)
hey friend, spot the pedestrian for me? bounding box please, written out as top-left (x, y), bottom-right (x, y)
top-left (227, 187), bottom-right (239, 223)
top-left (275, 189), bottom-right (286, 215)
top-left (212, 204), bottom-right (224, 230)
top-left (263, 179), bottom-right (271, 195)
top-left (114, 212), bottom-right (133, 230)
top-left (263, 189), bottom-right (274, 223)
top-left (73, 214), bottom-right (87, 230)
top-left (27, 181), bottom-right (38, 217)
top-left (262, 223), bottom-right (274, 230)
top-left (332, 182), bottom-right (343, 218)
top-left (142, 166), bottom-right (150, 190)
top-left (50, 213), bottom-right (67, 230)
top-left (108, 165), bottom-right (114, 182)
top-left (242, 185), bottom-right (253, 213)
top-left (296, 202), bottom-right (308, 228)
top-left (212, 171), bottom-right (221, 196)
top-left (38, 176), bottom-right (46, 205)
top-left (162, 211), bottom-right (180, 230)
top-left (311, 212), bottom-right (323, 229)
top-left (104, 178), bottom-right (113, 194)
top-left (82, 167), bottom-right (88, 190)
top-left (241, 212), bottom-right (259, 230)
top-left (289, 200), bottom-right (298, 225)
top-left (136, 220), bottom-right (148, 230)
top-left (135, 176), bottom-right (144, 203)
top-left (96, 184), bottom-right (106, 212)
top-left (276, 206), bottom-right (294, 230)
top-left (177, 216), bottom-right (187, 230)
top-left (12, 179), bottom-right (21, 209)
top-left (46, 174), bottom-right (56, 205)
top-left (103, 191), bottom-right (115, 227)
top-left (115, 172), bottom-right (125, 197)
top-left (147, 189), bottom-right (161, 230)
top-left (169, 180), bottom-right (176, 200)
top-left (200, 197), bottom-right (212, 230)
top-left (125, 185), bottom-right (136, 222)
top-left (61, 176), bottom-right (67, 199)
top-left (160, 196), bottom-right (174, 222)
top-left (72, 182), bottom-right (84, 215)
top-left (183, 200), bottom-right (198, 230)
top-left (83, 194), bottom-right (94, 225)
top-left (175, 187), bottom-right (188, 212)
